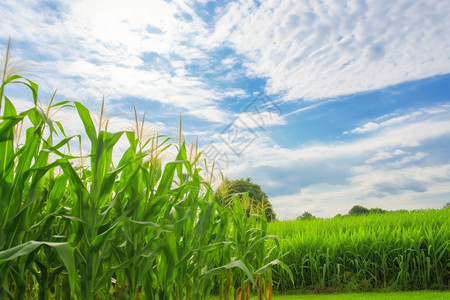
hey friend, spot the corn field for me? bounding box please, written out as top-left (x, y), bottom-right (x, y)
top-left (270, 209), bottom-right (449, 292)
top-left (0, 53), bottom-right (291, 299)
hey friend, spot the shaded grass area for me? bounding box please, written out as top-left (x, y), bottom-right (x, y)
top-left (211, 290), bottom-right (450, 299)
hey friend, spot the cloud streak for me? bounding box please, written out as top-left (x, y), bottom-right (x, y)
top-left (219, 104), bottom-right (450, 217)
top-left (211, 0), bottom-right (450, 101)
top-left (0, 0), bottom-right (244, 123)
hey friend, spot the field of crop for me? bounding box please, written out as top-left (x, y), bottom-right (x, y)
top-left (212, 290), bottom-right (450, 299)
top-left (0, 65), bottom-right (290, 298)
top-left (269, 210), bottom-right (449, 293)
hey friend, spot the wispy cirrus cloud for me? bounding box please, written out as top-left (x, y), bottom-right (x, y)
top-left (3, 0), bottom-right (449, 120)
top-left (208, 0), bottom-right (450, 101)
top-left (344, 105), bottom-right (449, 135)
top-left (0, 0), bottom-right (244, 123)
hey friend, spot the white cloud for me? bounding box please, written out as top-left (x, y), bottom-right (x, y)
top-left (221, 57), bottom-right (237, 68)
top-left (344, 121), bottom-right (379, 134)
top-left (233, 111), bottom-right (287, 129)
top-left (344, 104), bottom-right (449, 135)
top-left (213, 106), bottom-right (450, 218)
top-left (0, 0), bottom-right (240, 123)
top-left (271, 165), bottom-right (450, 218)
top-left (297, 119), bottom-right (450, 161)
top-left (213, 116), bottom-right (450, 180)
top-left (364, 149), bottom-right (408, 164)
top-left (3, 0), bottom-right (448, 124)
top-left (365, 150), bottom-right (394, 164)
top-left (210, 0), bottom-right (450, 101)
top-left (186, 105), bottom-right (231, 123)
top-left (351, 165), bottom-right (372, 174)
top-left (389, 152), bottom-right (428, 167)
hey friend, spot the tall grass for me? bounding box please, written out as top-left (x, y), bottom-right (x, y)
top-left (0, 44), bottom-right (290, 299)
top-left (269, 210), bottom-right (449, 292)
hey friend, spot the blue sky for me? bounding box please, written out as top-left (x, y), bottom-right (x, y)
top-left (1, 0), bottom-right (450, 218)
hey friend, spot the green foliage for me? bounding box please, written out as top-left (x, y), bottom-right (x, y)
top-left (368, 208), bottom-right (386, 214)
top-left (348, 205), bottom-right (370, 215)
top-left (213, 291), bottom-right (450, 300)
top-left (0, 56), bottom-right (288, 299)
top-left (269, 209), bottom-right (450, 292)
top-left (215, 177), bottom-right (277, 222)
top-left (297, 212), bottom-right (316, 220)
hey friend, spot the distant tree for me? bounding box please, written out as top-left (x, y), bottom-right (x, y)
top-left (349, 205), bottom-right (370, 216)
top-left (297, 211), bottom-right (315, 220)
top-left (369, 207), bottom-right (386, 214)
top-left (444, 202), bottom-right (450, 209)
top-left (214, 177), bottom-right (277, 221)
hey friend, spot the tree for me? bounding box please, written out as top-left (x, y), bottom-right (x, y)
top-left (297, 211), bottom-right (316, 220)
top-left (369, 207), bottom-right (386, 214)
top-left (301, 211), bottom-right (316, 220)
top-left (297, 212), bottom-right (315, 220)
top-left (349, 205), bottom-right (370, 216)
top-left (444, 202), bottom-right (450, 209)
top-left (214, 177), bottom-right (277, 221)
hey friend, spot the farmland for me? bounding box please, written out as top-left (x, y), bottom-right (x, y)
top-left (269, 209), bottom-right (450, 293)
top-left (211, 290), bottom-right (450, 299)
top-left (0, 71), bottom-right (288, 299)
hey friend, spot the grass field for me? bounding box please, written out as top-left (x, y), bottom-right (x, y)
top-left (268, 209), bottom-right (450, 292)
top-left (213, 290), bottom-right (450, 299)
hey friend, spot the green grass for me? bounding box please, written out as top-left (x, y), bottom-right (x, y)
top-left (269, 210), bottom-right (450, 292)
top-left (272, 291), bottom-right (450, 299)
top-left (211, 291), bottom-right (450, 299)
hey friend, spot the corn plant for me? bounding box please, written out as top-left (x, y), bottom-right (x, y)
top-left (0, 74), bottom-right (76, 299)
top-left (203, 193), bottom-right (293, 300)
top-left (0, 42), bottom-right (289, 299)
top-left (270, 209), bottom-right (449, 292)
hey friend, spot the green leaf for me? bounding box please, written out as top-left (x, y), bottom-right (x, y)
top-left (47, 175), bottom-right (67, 213)
top-left (1, 75), bottom-right (39, 105)
top-left (51, 100), bottom-right (72, 108)
top-left (202, 260), bottom-right (255, 285)
top-left (74, 101), bottom-right (97, 147)
top-left (0, 241), bottom-right (76, 293)
top-left (53, 243), bottom-right (77, 294)
top-left (246, 235), bottom-right (279, 255)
